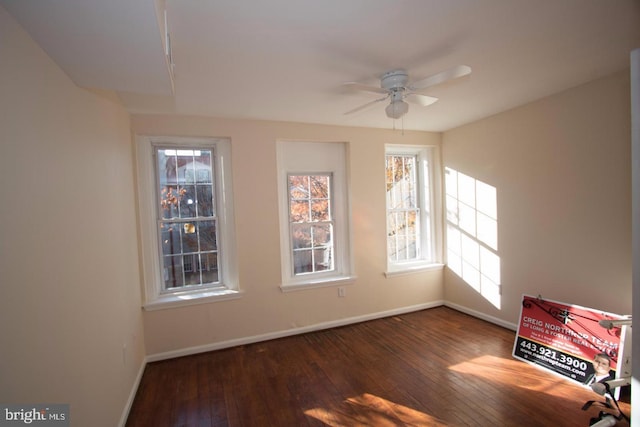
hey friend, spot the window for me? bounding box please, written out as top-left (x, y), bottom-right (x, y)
top-left (136, 136), bottom-right (239, 310)
top-left (385, 145), bottom-right (442, 275)
top-left (288, 174), bottom-right (334, 275)
top-left (277, 141), bottom-right (354, 290)
top-left (156, 148), bottom-right (218, 289)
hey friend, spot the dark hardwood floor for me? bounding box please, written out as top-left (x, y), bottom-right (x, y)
top-left (125, 307), bottom-right (630, 426)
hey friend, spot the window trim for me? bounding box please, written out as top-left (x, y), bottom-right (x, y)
top-left (384, 144), bottom-right (443, 276)
top-left (277, 141), bottom-right (355, 291)
top-left (135, 136), bottom-right (240, 310)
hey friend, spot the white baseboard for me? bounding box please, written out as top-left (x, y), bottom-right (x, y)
top-left (118, 358), bottom-right (147, 427)
top-left (444, 301), bottom-right (517, 331)
top-left (147, 300), bottom-right (444, 362)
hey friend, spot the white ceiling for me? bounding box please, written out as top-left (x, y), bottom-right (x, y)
top-left (3, 0), bottom-right (640, 131)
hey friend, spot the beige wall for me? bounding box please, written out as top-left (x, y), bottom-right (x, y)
top-left (442, 71), bottom-right (632, 325)
top-left (3, 1), bottom-right (633, 422)
top-left (131, 116), bottom-right (444, 356)
top-left (0, 6), bottom-right (145, 427)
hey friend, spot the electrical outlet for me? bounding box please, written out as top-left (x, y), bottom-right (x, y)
top-left (338, 287), bottom-right (346, 297)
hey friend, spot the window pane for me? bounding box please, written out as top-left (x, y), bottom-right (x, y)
top-left (197, 151), bottom-right (213, 182)
top-left (311, 199), bottom-right (329, 221)
top-left (407, 236), bottom-right (417, 258)
top-left (310, 175), bottom-right (329, 198)
top-left (177, 155), bottom-right (191, 184)
top-left (181, 222), bottom-right (199, 253)
top-left (312, 224), bottom-right (332, 246)
top-left (201, 252), bottom-right (219, 283)
top-left (386, 155), bottom-right (416, 208)
top-left (293, 250), bottom-right (312, 274)
top-left (292, 224), bottom-right (311, 249)
top-left (406, 211), bottom-right (418, 235)
top-left (160, 186), bottom-right (182, 219)
top-left (161, 223), bottom-right (181, 256)
top-left (183, 254), bottom-right (201, 285)
top-left (184, 167), bottom-right (195, 183)
top-left (199, 220), bottom-right (217, 251)
top-left (163, 255), bottom-right (185, 288)
top-left (196, 185), bottom-right (214, 216)
top-left (388, 239), bottom-right (397, 261)
top-left (290, 200), bottom-right (310, 222)
top-left (179, 185), bottom-right (197, 218)
top-left (157, 150), bottom-right (177, 186)
top-left (289, 175), bottom-right (309, 199)
top-left (314, 248), bottom-right (332, 271)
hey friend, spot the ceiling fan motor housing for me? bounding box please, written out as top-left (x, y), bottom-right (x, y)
top-left (381, 69), bottom-right (409, 90)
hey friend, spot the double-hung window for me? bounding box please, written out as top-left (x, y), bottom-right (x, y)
top-left (156, 148), bottom-right (218, 289)
top-left (385, 144), bottom-right (442, 275)
top-left (136, 136), bottom-right (239, 310)
top-left (288, 174), bottom-right (334, 275)
top-left (277, 141), bottom-right (354, 290)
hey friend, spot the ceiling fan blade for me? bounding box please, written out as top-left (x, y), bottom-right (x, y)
top-left (344, 95), bottom-right (389, 115)
top-left (408, 65), bottom-right (472, 91)
top-left (342, 82), bottom-right (388, 95)
top-left (405, 93), bottom-right (439, 107)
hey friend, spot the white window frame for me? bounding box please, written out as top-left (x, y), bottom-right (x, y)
top-left (384, 144), bottom-right (444, 277)
top-left (136, 136), bottom-right (240, 310)
top-left (277, 141), bottom-right (355, 291)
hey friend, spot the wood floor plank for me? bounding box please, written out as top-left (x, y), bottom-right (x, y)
top-left (126, 307), bottom-right (630, 427)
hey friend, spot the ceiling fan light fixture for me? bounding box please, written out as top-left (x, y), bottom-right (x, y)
top-left (385, 100), bottom-right (409, 119)
top-left (344, 65), bottom-right (471, 121)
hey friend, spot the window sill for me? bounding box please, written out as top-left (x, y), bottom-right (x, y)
top-left (384, 263), bottom-right (444, 278)
top-left (143, 288), bottom-right (243, 311)
top-left (280, 275), bottom-right (357, 293)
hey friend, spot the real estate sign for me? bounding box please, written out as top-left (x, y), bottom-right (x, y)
top-left (513, 294), bottom-right (628, 388)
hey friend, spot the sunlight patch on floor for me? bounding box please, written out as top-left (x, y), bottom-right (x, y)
top-left (448, 354), bottom-right (569, 396)
top-left (305, 392), bottom-right (447, 427)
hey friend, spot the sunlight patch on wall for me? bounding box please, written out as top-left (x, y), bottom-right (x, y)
top-left (445, 168), bottom-right (501, 308)
top-left (305, 393), bottom-right (447, 426)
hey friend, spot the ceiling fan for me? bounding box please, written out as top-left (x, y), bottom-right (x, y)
top-left (343, 65), bottom-right (472, 119)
